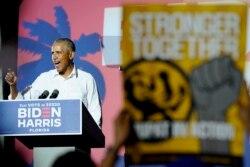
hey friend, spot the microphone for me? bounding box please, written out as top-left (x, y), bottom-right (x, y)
top-left (21, 85), bottom-right (32, 96)
top-left (38, 90), bottom-right (49, 99)
top-left (49, 89), bottom-right (59, 99)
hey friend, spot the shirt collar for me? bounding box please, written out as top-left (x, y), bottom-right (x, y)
top-left (52, 65), bottom-right (78, 78)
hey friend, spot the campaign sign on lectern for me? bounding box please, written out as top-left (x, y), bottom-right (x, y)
top-left (0, 99), bottom-right (82, 136)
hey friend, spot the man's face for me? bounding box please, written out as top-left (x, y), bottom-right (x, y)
top-left (51, 42), bottom-right (73, 76)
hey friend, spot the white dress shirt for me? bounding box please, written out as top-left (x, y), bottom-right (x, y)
top-left (11, 66), bottom-right (102, 128)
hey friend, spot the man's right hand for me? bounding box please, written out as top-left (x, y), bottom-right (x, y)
top-left (5, 68), bottom-right (17, 86)
top-left (5, 68), bottom-right (18, 99)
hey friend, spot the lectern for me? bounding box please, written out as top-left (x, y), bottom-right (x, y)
top-left (0, 99), bottom-right (105, 166)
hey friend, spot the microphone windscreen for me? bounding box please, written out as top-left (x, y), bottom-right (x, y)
top-left (50, 89), bottom-right (59, 99)
top-left (38, 90), bottom-right (49, 99)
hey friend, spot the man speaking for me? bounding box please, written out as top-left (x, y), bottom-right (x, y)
top-left (5, 38), bottom-right (102, 128)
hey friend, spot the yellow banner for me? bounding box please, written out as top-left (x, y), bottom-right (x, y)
top-left (122, 3), bottom-right (248, 166)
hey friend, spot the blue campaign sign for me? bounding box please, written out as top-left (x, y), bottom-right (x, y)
top-left (0, 99), bottom-right (82, 136)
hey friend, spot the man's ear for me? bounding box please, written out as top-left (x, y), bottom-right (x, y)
top-left (70, 51), bottom-right (76, 60)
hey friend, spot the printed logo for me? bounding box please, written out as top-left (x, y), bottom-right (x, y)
top-left (17, 102), bottom-right (62, 133)
top-left (124, 59), bottom-right (192, 141)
